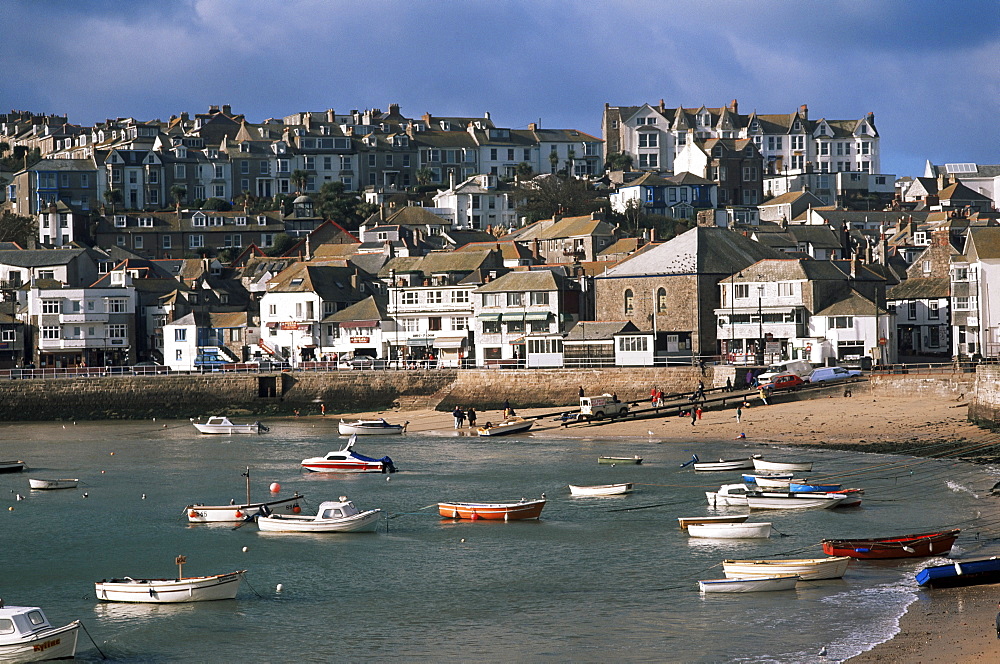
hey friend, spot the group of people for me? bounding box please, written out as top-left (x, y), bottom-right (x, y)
top-left (451, 406), bottom-right (478, 429)
top-left (649, 387), bottom-right (664, 408)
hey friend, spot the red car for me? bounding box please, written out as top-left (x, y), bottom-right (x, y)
top-left (758, 373), bottom-right (805, 392)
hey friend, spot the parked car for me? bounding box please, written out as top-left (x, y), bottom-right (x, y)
top-left (807, 366), bottom-right (862, 383)
top-left (133, 361), bottom-right (169, 375)
top-left (340, 356), bottom-right (387, 370)
top-left (758, 373), bottom-right (806, 392)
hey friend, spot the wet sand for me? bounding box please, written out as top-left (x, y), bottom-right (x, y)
top-left (337, 383), bottom-right (1000, 663)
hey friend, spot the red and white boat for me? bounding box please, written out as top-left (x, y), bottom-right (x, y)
top-left (301, 435), bottom-right (396, 473)
top-left (438, 497), bottom-right (546, 521)
top-left (821, 529), bottom-right (961, 559)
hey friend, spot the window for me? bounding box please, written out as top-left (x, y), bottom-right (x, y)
top-left (451, 290), bottom-right (469, 304)
top-left (108, 324), bottom-right (126, 339)
top-left (791, 136), bottom-right (804, 150)
top-left (402, 292), bottom-right (418, 306)
top-left (907, 302), bottom-right (917, 320)
top-left (163, 235), bottom-right (172, 249)
top-left (41, 299), bottom-right (60, 314)
top-left (427, 291), bottom-right (443, 305)
top-left (954, 296), bottom-right (969, 310)
top-left (734, 284), bottom-right (749, 299)
top-left (618, 336), bottom-right (648, 352)
top-left (829, 316), bottom-right (853, 329)
top-left (259, 161), bottom-right (269, 174)
top-left (261, 233), bottom-right (274, 247)
top-left (1, 329), bottom-right (14, 342)
top-left (819, 142), bottom-right (829, 156)
top-left (507, 292), bottom-right (523, 307)
top-left (531, 291), bottom-right (549, 306)
top-left (929, 300), bottom-right (940, 320)
top-left (174, 164), bottom-right (186, 178)
top-left (42, 325), bottom-right (60, 339)
top-left (929, 326), bottom-right (941, 347)
top-left (656, 288), bottom-right (667, 313)
top-left (107, 299), bottom-right (128, 313)
top-left (638, 154), bottom-right (658, 168)
top-left (638, 133), bottom-right (658, 148)
top-left (742, 166), bottom-right (758, 181)
top-left (953, 267), bottom-right (969, 281)
top-left (428, 317), bottom-right (442, 331)
top-left (777, 282), bottom-right (795, 297)
top-left (134, 235), bottom-right (143, 249)
top-left (451, 317), bottom-right (469, 331)
top-left (189, 235), bottom-right (204, 249)
top-left (624, 289), bottom-right (634, 315)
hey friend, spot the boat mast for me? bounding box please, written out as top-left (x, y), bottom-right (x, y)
top-left (244, 466), bottom-right (251, 505)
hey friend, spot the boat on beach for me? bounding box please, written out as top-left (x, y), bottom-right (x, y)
top-left (477, 417), bottom-right (534, 437)
top-left (0, 460), bottom-right (26, 473)
top-left (598, 455), bottom-right (642, 465)
top-left (752, 458), bottom-right (814, 472)
top-left (257, 497), bottom-right (381, 533)
top-left (916, 557), bottom-right (1000, 588)
top-left (300, 435), bottom-right (396, 473)
top-left (677, 514), bottom-right (750, 529)
top-left (687, 522), bottom-right (772, 539)
top-left (338, 418), bottom-right (407, 435)
top-left (705, 483), bottom-right (751, 507)
top-left (438, 497), bottom-right (546, 520)
top-left (95, 571), bottom-right (245, 603)
top-left (693, 456), bottom-right (759, 471)
top-left (0, 604), bottom-right (80, 661)
top-left (28, 477), bottom-right (79, 490)
top-left (192, 416), bottom-right (268, 434)
top-left (185, 467), bottom-right (304, 523)
top-left (568, 483), bottom-right (633, 497)
top-left (698, 574), bottom-right (799, 593)
top-left (722, 557), bottom-right (851, 581)
top-left (822, 529), bottom-right (961, 559)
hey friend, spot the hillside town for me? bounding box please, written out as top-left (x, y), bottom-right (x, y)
top-left (0, 100), bottom-right (996, 373)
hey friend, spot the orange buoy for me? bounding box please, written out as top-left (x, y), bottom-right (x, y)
top-left (189, 511), bottom-right (198, 518)
top-left (470, 512), bottom-right (479, 520)
top-left (269, 482), bottom-right (281, 493)
top-left (292, 504), bottom-right (301, 514)
top-left (234, 510), bottom-right (243, 519)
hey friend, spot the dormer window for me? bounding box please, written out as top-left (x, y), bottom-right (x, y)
top-left (257, 215), bottom-right (268, 225)
top-left (236, 216), bottom-right (247, 226)
top-left (210, 216), bottom-right (224, 226)
top-left (713, 146), bottom-right (724, 158)
top-left (239, 143), bottom-right (250, 153)
top-left (192, 213), bottom-right (206, 227)
top-left (290, 278), bottom-right (304, 286)
top-left (114, 215), bottom-right (127, 227)
top-left (139, 217), bottom-right (153, 227)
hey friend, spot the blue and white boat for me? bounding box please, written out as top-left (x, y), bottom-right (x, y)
top-left (789, 481), bottom-right (842, 493)
top-left (916, 557), bottom-right (1000, 588)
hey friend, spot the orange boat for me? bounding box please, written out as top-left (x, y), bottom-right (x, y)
top-left (438, 498), bottom-right (546, 521)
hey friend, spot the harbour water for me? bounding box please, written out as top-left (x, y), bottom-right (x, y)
top-left (2, 418), bottom-right (996, 663)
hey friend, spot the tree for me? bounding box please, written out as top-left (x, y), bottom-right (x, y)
top-left (290, 169), bottom-right (309, 194)
top-left (103, 188), bottom-right (123, 214)
top-left (312, 181), bottom-right (372, 231)
top-left (548, 150), bottom-right (559, 174)
top-left (605, 152), bottom-right (633, 172)
top-left (170, 185), bottom-right (187, 210)
top-left (415, 167), bottom-right (434, 187)
top-left (266, 233), bottom-right (296, 256)
top-left (202, 197), bottom-right (232, 212)
top-left (515, 162), bottom-right (534, 182)
top-left (0, 210), bottom-right (36, 246)
top-left (515, 175), bottom-right (600, 223)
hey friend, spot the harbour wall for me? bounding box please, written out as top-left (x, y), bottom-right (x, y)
top-left (969, 365), bottom-right (1000, 429)
top-left (0, 366), bottom-right (981, 422)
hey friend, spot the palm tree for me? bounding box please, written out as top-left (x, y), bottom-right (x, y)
top-left (515, 162), bottom-right (534, 183)
top-left (170, 185), bottom-right (187, 210)
top-left (103, 188), bottom-right (123, 214)
top-left (415, 167), bottom-right (434, 187)
top-left (605, 152), bottom-right (633, 172)
top-left (290, 169), bottom-right (309, 194)
top-left (548, 149), bottom-right (559, 174)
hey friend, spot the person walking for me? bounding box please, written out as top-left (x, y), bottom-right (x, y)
top-left (735, 404), bottom-right (742, 423)
top-left (758, 387), bottom-right (769, 406)
top-left (745, 369), bottom-right (754, 387)
top-left (452, 406), bottom-right (465, 429)
top-left (726, 377), bottom-right (732, 392)
top-left (467, 407), bottom-right (477, 428)
top-left (696, 405), bottom-right (703, 420)
top-left (691, 408), bottom-right (697, 426)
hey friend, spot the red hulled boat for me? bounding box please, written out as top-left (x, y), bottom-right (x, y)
top-left (821, 529), bottom-right (960, 559)
top-left (438, 498), bottom-right (546, 521)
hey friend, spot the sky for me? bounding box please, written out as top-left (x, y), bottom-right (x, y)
top-left (4, 0), bottom-right (999, 178)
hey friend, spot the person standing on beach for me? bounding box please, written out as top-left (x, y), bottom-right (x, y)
top-left (579, 386), bottom-right (585, 398)
top-left (995, 601), bottom-right (1000, 638)
top-left (735, 405), bottom-right (742, 423)
top-left (696, 405), bottom-right (703, 420)
top-left (467, 407), bottom-right (477, 428)
top-left (452, 406), bottom-right (465, 428)
top-left (691, 408), bottom-right (697, 426)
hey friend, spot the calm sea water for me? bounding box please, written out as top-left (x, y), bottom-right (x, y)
top-left (1, 418), bottom-right (995, 663)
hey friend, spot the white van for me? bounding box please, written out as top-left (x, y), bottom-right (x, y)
top-left (579, 394), bottom-right (629, 421)
top-left (756, 360), bottom-right (813, 383)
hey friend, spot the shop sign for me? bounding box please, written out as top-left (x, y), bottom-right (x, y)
top-left (350, 336), bottom-right (370, 344)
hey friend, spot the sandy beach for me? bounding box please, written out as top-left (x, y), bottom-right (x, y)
top-left (337, 384), bottom-right (1000, 662)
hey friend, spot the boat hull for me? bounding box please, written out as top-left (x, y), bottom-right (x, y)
top-left (741, 472), bottom-right (793, 484)
top-left (693, 457), bottom-right (757, 471)
top-left (338, 420), bottom-right (405, 435)
top-left (789, 482), bottom-right (842, 493)
top-left (568, 483), bottom-right (633, 496)
top-left (723, 557), bottom-right (851, 581)
top-left (687, 522), bottom-right (772, 539)
top-left (751, 476), bottom-right (794, 489)
top-left (705, 484), bottom-right (750, 507)
top-left (438, 500), bottom-right (545, 520)
top-left (95, 571), bottom-right (245, 603)
top-left (822, 529), bottom-right (960, 559)
top-left (257, 509), bottom-right (382, 533)
top-left (698, 575), bottom-right (799, 593)
top-left (916, 557), bottom-right (1000, 588)
top-left (0, 461), bottom-right (26, 474)
top-left (301, 459), bottom-right (391, 473)
top-left (598, 456), bottom-right (642, 465)
top-left (477, 419), bottom-right (534, 437)
top-left (0, 621), bottom-right (80, 662)
top-left (28, 478), bottom-right (79, 490)
top-left (746, 492), bottom-right (845, 510)
top-left (185, 494), bottom-right (304, 523)
top-left (677, 515), bottom-right (750, 529)
top-left (192, 419), bottom-right (264, 434)
top-left (752, 459), bottom-right (814, 472)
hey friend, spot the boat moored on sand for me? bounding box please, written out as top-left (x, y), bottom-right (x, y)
top-left (477, 417), bottom-right (534, 437)
top-left (698, 574), bottom-right (799, 593)
top-left (916, 557), bottom-right (1000, 588)
top-left (598, 455), bottom-right (642, 465)
top-left (822, 529), bottom-right (961, 559)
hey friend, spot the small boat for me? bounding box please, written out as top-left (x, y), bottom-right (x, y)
top-left (752, 458), bottom-right (814, 472)
top-left (916, 557), bottom-right (1000, 588)
top-left (687, 522), bottom-right (772, 539)
top-left (693, 456), bottom-right (759, 471)
top-left (477, 417), bottom-right (534, 437)
top-left (741, 472), bottom-right (793, 484)
top-left (789, 481), bottom-right (842, 493)
top-left (338, 418), bottom-right (407, 436)
top-left (821, 529), bottom-right (961, 559)
top-left (722, 557), bottom-right (851, 581)
top-left (705, 483), bottom-right (751, 507)
top-left (750, 476), bottom-right (795, 489)
top-left (746, 491), bottom-right (846, 510)
top-left (677, 514), bottom-right (750, 529)
top-left (698, 574), bottom-right (799, 593)
top-left (828, 488), bottom-right (864, 507)
top-left (192, 416), bottom-right (268, 434)
top-left (185, 467), bottom-right (304, 523)
top-left (598, 455), bottom-right (642, 465)
top-left (95, 571), bottom-right (245, 603)
top-left (28, 478), bottom-right (79, 490)
top-left (0, 604), bottom-right (80, 661)
top-left (257, 496), bottom-right (381, 533)
top-left (568, 483), bottom-right (633, 497)
top-left (438, 497), bottom-right (546, 521)
top-left (0, 460), bottom-right (26, 474)
top-left (300, 435), bottom-right (396, 473)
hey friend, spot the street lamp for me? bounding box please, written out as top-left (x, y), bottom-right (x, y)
top-left (389, 268), bottom-right (397, 367)
top-left (756, 282), bottom-right (765, 366)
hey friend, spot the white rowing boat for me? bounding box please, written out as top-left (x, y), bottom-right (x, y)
top-left (745, 491), bottom-right (846, 510)
top-left (693, 456), bottom-right (759, 471)
top-left (687, 522), bottom-right (772, 539)
top-left (698, 574), bottom-right (799, 593)
top-left (752, 458), bottom-right (814, 472)
top-left (95, 570), bottom-right (245, 603)
top-left (28, 478), bottom-right (79, 490)
top-left (568, 483), bottom-right (633, 497)
top-left (722, 557), bottom-right (851, 581)
top-left (677, 514), bottom-right (750, 529)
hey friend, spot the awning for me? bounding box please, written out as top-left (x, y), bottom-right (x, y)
top-left (406, 337), bottom-right (433, 347)
top-left (265, 322), bottom-right (280, 328)
top-left (502, 312), bottom-right (525, 321)
top-left (433, 336), bottom-right (468, 349)
top-left (477, 313), bottom-right (501, 321)
top-left (338, 320), bottom-right (378, 328)
top-left (524, 312), bottom-right (550, 321)
top-left (509, 336), bottom-right (526, 345)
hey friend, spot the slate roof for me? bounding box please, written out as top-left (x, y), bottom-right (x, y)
top-left (887, 277), bottom-right (950, 300)
top-left (475, 270), bottom-right (561, 293)
top-left (323, 295), bottom-right (388, 324)
top-left (966, 227), bottom-right (1000, 260)
top-left (379, 249), bottom-right (501, 278)
top-left (0, 248), bottom-right (88, 267)
top-left (814, 291), bottom-right (887, 317)
top-left (598, 227), bottom-right (783, 277)
top-left (564, 320), bottom-right (641, 340)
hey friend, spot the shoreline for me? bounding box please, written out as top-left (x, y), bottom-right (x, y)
top-left (341, 390), bottom-right (1000, 662)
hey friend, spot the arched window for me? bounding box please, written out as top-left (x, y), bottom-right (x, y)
top-left (624, 289), bottom-right (634, 315)
top-left (656, 288), bottom-right (667, 313)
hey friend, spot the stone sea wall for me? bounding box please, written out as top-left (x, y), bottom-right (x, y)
top-left (969, 365), bottom-right (1000, 429)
